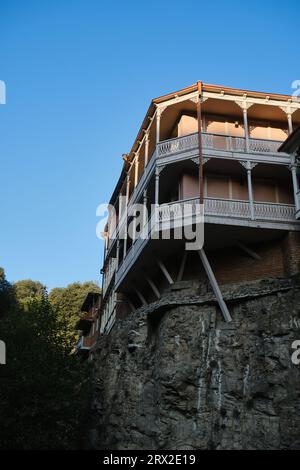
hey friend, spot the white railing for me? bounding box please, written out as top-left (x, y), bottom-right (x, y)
top-left (204, 197), bottom-right (251, 218)
top-left (204, 197), bottom-right (294, 221)
top-left (159, 197), bottom-right (295, 223)
top-left (158, 198), bottom-right (203, 223)
top-left (253, 201), bottom-right (295, 221)
top-left (157, 132), bottom-right (284, 158)
top-left (115, 197), bottom-right (296, 288)
top-left (157, 133), bottom-right (198, 157)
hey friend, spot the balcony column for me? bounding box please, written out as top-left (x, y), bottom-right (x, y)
top-left (123, 175), bottom-right (130, 260)
top-left (123, 230), bottom-right (127, 260)
top-left (155, 166), bottom-right (160, 207)
top-left (247, 162), bottom-right (256, 220)
top-left (144, 132), bottom-right (149, 167)
top-left (287, 113), bottom-right (293, 135)
top-left (156, 108), bottom-right (161, 144)
top-left (125, 175), bottom-right (130, 205)
top-left (240, 160), bottom-right (256, 220)
top-left (236, 99), bottom-right (253, 153)
top-left (143, 188), bottom-right (148, 229)
top-left (280, 106), bottom-right (296, 135)
top-left (155, 106), bottom-right (166, 144)
top-left (134, 153), bottom-right (139, 187)
top-left (290, 158), bottom-right (300, 212)
top-left (243, 107), bottom-right (250, 153)
top-left (116, 239), bottom-right (120, 269)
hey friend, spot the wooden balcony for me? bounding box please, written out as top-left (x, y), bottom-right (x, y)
top-left (157, 132), bottom-right (289, 165)
top-left (115, 197), bottom-right (299, 288)
top-left (106, 132), bottom-right (293, 256)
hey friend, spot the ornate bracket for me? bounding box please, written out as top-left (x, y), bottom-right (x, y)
top-left (279, 106), bottom-right (297, 116)
top-left (189, 96), bottom-right (208, 105)
top-left (191, 157), bottom-right (210, 166)
top-left (156, 105), bottom-right (167, 118)
top-left (239, 160), bottom-right (257, 171)
top-left (235, 100), bottom-right (254, 111)
top-left (156, 165), bottom-right (166, 176)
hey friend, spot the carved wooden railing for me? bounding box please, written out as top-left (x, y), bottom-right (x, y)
top-left (204, 197), bottom-right (294, 221)
top-left (157, 132), bottom-right (285, 158)
top-left (253, 201), bottom-right (295, 221)
top-left (159, 197), bottom-right (295, 223)
top-left (102, 256), bottom-right (117, 296)
top-left (158, 198), bottom-right (202, 222)
top-left (204, 197), bottom-right (251, 218)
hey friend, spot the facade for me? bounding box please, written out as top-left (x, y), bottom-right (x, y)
top-left (76, 292), bottom-right (101, 359)
top-left (100, 82), bottom-right (300, 334)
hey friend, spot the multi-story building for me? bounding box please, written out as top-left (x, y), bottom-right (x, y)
top-left (76, 292), bottom-right (101, 359)
top-left (100, 82), bottom-right (300, 334)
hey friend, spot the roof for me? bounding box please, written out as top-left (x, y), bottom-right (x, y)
top-left (278, 125), bottom-right (300, 153)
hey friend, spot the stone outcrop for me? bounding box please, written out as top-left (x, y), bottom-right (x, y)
top-left (90, 276), bottom-right (300, 450)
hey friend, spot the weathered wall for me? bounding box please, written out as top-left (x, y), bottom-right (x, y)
top-left (90, 276), bottom-right (300, 450)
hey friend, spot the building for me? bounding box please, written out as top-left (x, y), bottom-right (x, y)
top-left (100, 82), bottom-right (300, 334)
top-left (279, 125), bottom-right (300, 219)
top-left (76, 292), bottom-right (101, 359)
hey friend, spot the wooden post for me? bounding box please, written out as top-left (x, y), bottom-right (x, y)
top-left (156, 257), bottom-right (174, 284)
top-left (145, 275), bottom-right (161, 299)
top-left (177, 251), bottom-right (188, 282)
top-left (198, 249), bottom-right (232, 322)
top-left (145, 133), bottom-right (149, 167)
top-left (243, 108), bottom-right (250, 153)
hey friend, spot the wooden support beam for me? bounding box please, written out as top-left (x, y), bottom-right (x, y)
top-left (236, 241), bottom-right (261, 261)
top-left (177, 251), bottom-right (188, 282)
top-left (134, 287), bottom-right (147, 306)
top-left (145, 275), bottom-right (161, 299)
top-left (198, 249), bottom-right (232, 322)
top-left (156, 257), bottom-right (174, 284)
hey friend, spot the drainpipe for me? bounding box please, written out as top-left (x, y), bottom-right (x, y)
top-left (197, 81), bottom-right (204, 205)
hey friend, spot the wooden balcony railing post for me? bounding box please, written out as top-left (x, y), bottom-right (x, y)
top-left (290, 160), bottom-right (300, 212)
top-left (243, 108), bottom-right (250, 153)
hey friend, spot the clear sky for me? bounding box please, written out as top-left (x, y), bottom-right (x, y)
top-left (0, 0), bottom-right (299, 290)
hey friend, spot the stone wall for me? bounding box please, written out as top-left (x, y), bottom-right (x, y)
top-left (89, 276), bottom-right (300, 450)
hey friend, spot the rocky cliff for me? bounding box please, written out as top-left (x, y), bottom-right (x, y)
top-left (90, 276), bottom-right (300, 450)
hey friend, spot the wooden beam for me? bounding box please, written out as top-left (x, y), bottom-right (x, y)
top-left (156, 257), bottom-right (174, 284)
top-left (198, 249), bottom-right (232, 322)
top-left (177, 251), bottom-right (188, 282)
top-left (236, 241), bottom-right (261, 260)
top-left (145, 275), bottom-right (161, 299)
top-left (134, 287), bottom-right (147, 306)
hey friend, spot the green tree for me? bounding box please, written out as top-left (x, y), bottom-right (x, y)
top-left (0, 271), bottom-right (96, 449)
top-left (0, 294), bottom-right (91, 449)
top-left (49, 281), bottom-right (100, 345)
top-left (0, 267), bottom-right (16, 317)
top-left (14, 279), bottom-right (46, 309)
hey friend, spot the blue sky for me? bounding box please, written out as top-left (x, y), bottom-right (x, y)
top-left (0, 0), bottom-right (299, 290)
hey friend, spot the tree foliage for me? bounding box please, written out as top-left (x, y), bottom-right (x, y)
top-left (14, 279), bottom-right (46, 308)
top-left (0, 269), bottom-right (94, 449)
top-left (49, 281), bottom-right (100, 345)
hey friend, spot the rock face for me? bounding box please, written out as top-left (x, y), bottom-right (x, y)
top-left (90, 277), bottom-right (300, 450)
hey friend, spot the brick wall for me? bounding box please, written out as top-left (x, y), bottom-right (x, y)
top-left (207, 232), bottom-right (300, 286)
